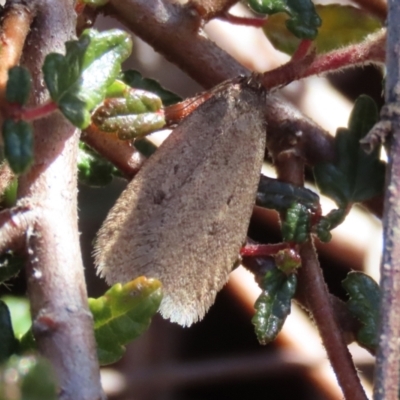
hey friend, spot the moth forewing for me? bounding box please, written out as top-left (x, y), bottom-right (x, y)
top-left (94, 77), bottom-right (267, 327)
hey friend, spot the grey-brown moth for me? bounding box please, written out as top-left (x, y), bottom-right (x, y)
top-left (94, 76), bottom-right (267, 327)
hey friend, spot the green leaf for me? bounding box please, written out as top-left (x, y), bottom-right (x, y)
top-left (96, 113), bottom-right (165, 140)
top-left (43, 28), bottom-right (132, 128)
top-left (264, 4), bottom-right (382, 55)
top-left (314, 95), bottom-right (385, 207)
top-left (1, 296), bottom-right (31, 340)
top-left (0, 355), bottom-right (57, 400)
top-left (282, 203), bottom-right (310, 243)
top-left (252, 268), bottom-right (296, 345)
top-left (342, 271), bottom-right (379, 352)
top-left (6, 66), bottom-right (31, 105)
top-left (313, 208), bottom-right (347, 243)
top-left (78, 142), bottom-right (120, 187)
top-left (105, 80), bottom-right (163, 112)
top-left (20, 357), bottom-right (57, 400)
top-left (256, 175), bottom-right (320, 213)
top-left (89, 276), bottom-right (162, 365)
top-left (121, 70), bottom-right (181, 106)
top-left (0, 252), bottom-right (24, 283)
top-left (0, 300), bottom-right (17, 362)
top-left (18, 329), bottom-right (36, 354)
top-left (81, 0), bottom-right (109, 6)
top-left (2, 178), bottom-right (18, 207)
top-left (2, 119), bottom-right (33, 174)
top-left (91, 86), bottom-right (165, 140)
top-left (248, 0), bottom-right (321, 39)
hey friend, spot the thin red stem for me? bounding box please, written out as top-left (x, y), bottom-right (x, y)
top-left (20, 101), bottom-right (58, 121)
top-left (240, 243), bottom-right (290, 257)
top-left (298, 30), bottom-right (385, 79)
top-left (218, 12), bottom-right (267, 27)
top-left (291, 39), bottom-right (313, 61)
top-left (164, 92), bottom-right (212, 125)
top-left (7, 101), bottom-right (58, 121)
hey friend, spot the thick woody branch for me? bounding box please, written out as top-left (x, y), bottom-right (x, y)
top-left (18, 1), bottom-right (103, 399)
top-left (373, 0), bottom-right (400, 399)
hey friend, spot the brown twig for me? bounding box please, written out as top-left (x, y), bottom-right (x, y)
top-left (265, 97), bottom-right (335, 165)
top-left (298, 241), bottom-right (369, 400)
top-left (373, 0), bottom-right (400, 398)
top-left (217, 12), bottom-right (267, 27)
top-left (81, 125), bottom-right (147, 178)
top-left (0, 1), bottom-right (35, 105)
top-left (274, 152), bottom-right (368, 400)
top-left (261, 45), bottom-right (316, 90)
top-left (18, 1), bottom-right (103, 399)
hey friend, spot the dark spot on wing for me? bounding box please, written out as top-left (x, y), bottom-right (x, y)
top-left (154, 190), bottom-right (166, 204)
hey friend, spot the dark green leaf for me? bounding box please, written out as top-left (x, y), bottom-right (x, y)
top-left (2, 119), bottom-right (33, 174)
top-left (78, 142), bottom-right (120, 187)
top-left (0, 300), bottom-right (17, 362)
top-left (282, 203), bottom-right (310, 243)
top-left (314, 95), bottom-right (385, 206)
top-left (256, 175), bottom-right (320, 213)
top-left (252, 268), bottom-right (296, 344)
top-left (312, 206), bottom-right (348, 242)
top-left (248, 0), bottom-right (321, 39)
top-left (342, 271), bottom-right (379, 352)
top-left (89, 276), bottom-right (162, 365)
top-left (121, 70), bottom-right (181, 106)
top-left (313, 216), bottom-right (332, 242)
top-left (264, 4), bottom-right (382, 55)
top-left (6, 66), bottom-right (31, 105)
top-left (0, 252), bottom-right (24, 282)
top-left (313, 163), bottom-right (349, 206)
top-left (43, 29), bottom-right (132, 128)
top-left (0, 355), bottom-right (57, 400)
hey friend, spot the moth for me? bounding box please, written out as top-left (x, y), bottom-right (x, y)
top-left (94, 75), bottom-right (267, 327)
